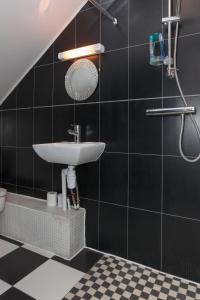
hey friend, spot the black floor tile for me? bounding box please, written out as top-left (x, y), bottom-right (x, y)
top-left (52, 248), bottom-right (102, 273)
top-left (0, 288), bottom-right (35, 300)
top-left (0, 248), bottom-right (47, 285)
top-left (0, 235), bottom-right (23, 247)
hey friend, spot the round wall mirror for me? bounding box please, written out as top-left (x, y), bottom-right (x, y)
top-left (65, 58), bottom-right (98, 101)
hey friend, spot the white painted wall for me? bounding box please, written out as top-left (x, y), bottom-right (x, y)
top-left (0, 0), bottom-right (87, 105)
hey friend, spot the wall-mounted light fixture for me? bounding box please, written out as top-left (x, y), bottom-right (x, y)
top-left (58, 43), bottom-right (105, 61)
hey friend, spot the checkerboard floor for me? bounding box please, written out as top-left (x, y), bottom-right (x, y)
top-left (65, 256), bottom-right (200, 300)
top-left (0, 235), bottom-right (102, 300)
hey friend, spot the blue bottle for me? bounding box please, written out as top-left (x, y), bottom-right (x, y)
top-left (149, 32), bottom-right (165, 66)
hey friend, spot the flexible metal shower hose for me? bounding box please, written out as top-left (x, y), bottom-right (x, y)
top-left (174, 0), bottom-right (200, 162)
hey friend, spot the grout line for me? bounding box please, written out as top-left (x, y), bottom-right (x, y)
top-left (3, 181), bottom-right (200, 225)
top-left (98, 6), bottom-right (102, 251)
top-left (160, 1), bottom-right (164, 270)
top-left (80, 196), bottom-right (200, 224)
top-left (34, 31), bottom-right (200, 68)
top-left (32, 67), bottom-right (36, 192)
top-left (1, 93), bottom-right (200, 112)
top-left (0, 146), bottom-right (199, 160)
top-left (126, 0), bottom-right (130, 260)
top-left (51, 44), bottom-right (55, 191)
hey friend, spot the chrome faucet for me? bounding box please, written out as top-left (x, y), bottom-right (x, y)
top-left (68, 125), bottom-right (81, 143)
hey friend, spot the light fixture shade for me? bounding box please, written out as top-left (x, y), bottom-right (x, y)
top-left (58, 43), bottom-right (105, 61)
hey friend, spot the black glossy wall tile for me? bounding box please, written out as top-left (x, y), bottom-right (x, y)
top-left (76, 8), bottom-right (100, 48)
top-left (100, 101), bottom-right (128, 152)
top-left (77, 162), bottom-right (99, 200)
top-left (81, 199), bottom-right (99, 249)
top-left (34, 64), bottom-right (53, 107)
top-left (129, 0), bottom-right (162, 46)
top-left (53, 163), bottom-right (68, 192)
top-left (163, 215), bottom-right (200, 282)
top-left (34, 154), bottom-right (52, 191)
top-left (53, 61), bottom-right (74, 105)
top-left (129, 100), bottom-right (162, 154)
top-left (101, 0), bottom-right (128, 51)
top-left (17, 185), bottom-right (33, 197)
top-left (54, 20), bottom-right (75, 62)
top-left (17, 148), bottom-right (33, 188)
top-left (17, 70), bottom-right (34, 108)
top-left (36, 46), bottom-right (54, 66)
top-left (1, 89), bottom-right (17, 110)
top-left (129, 45), bottom-right (162, 99)
top-left (99, 202), bottom-right (127, 258)
top-left (163, 96), bottom-right (200, 157)
top-left (1, 110), bottom-right (16, 147)
top-left (36, 45), bottom-right (53, 66)
top-left (17, 109), bottom-right (33, 147)
top-left (163, 0), bottom-right (200, 37)
top-left (100, 153), bottom-right (128, 206)
top-left (163, 35), bottom-right (200, 97)
top-left (163, 156), bottom-right (200, 220)
top-left (53, 105), bottom-right (74, 142)
top-left (34, 107), bottom-right (52, 144)
top-left (128, 208), bottom-right (161, 270)
top-left (2, 147), bottom-right (16, 185)
top-left (0, 183), bottom-right (17, 194)
top-left (33, 189), bottom-right (47, 200)
top-left (76, 56), bottom-right (100, 103)
top-left (80, 2), bottom-right (96, 12)
top-left (75, 103), bottom-right (99, 142)
top-left (129, 154), bottom-right (162, 212)
top-left (100, 49), bottom-right (128, 101)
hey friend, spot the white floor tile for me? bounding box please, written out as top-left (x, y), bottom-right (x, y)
top-left (15, 259), bottom-right (84, 300)
top-left (0, 279), bottom-right (11, 295)
top-left (22, 244), bottom-right (54, 258)
top-left (0, 239), bottom-right (19, 258)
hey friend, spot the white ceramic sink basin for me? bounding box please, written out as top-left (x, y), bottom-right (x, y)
top-left (33, 142), bottom-right (105, 166)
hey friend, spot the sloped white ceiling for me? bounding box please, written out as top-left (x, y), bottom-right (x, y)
top-left (0, 0), bottom-right (87, 105)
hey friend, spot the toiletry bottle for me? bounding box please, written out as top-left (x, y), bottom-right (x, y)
top-left (149, 35), bottom-right (155, 66)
